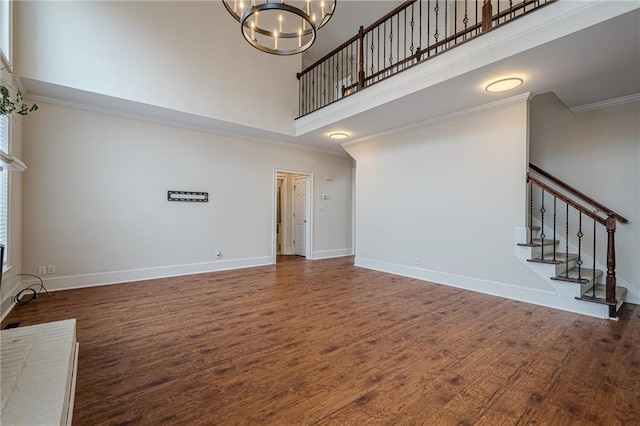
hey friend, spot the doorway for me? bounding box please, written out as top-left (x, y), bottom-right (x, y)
top-left (274, 170), bottom-right (313, 263)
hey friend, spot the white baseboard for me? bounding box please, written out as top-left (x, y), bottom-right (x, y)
top-left (355, 256), bottom-right (557, 306)
top-left (1, 279), bottom-right (23, 322)
top-left (37, 256), bottom-right (273, 292)
top-left (312, 248), bottom-right (353, 260)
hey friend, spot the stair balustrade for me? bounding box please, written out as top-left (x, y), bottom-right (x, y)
top-left (524, 163), bottom-right (628, 318)
top-left (296, 0), bottom-right (556, 117)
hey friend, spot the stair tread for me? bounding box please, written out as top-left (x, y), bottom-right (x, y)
top-left (579, 285), bottom-right (627, 303)
top-left (528, 253), bottom-right (579, 265)
top-left (530, 238), bottom-right (560, 247)
top-left (553, 267), bottom-right (603, 282)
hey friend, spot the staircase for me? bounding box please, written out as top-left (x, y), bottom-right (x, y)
top-left (517, 164), bottom-right (629, 319)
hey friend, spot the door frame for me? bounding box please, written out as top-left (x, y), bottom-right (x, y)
top-left (273, 169), bottom-right (313, 264)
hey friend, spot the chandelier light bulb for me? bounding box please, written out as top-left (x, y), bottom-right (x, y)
top-left (223, 0), bottom-right (336, 55)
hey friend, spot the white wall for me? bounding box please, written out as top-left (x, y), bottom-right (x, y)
top-left (344, 95), bottom-right (555, 304)
top-left (0, 0), bottom-right (11, 65)
top-left (530, 93), bottom-right (639, 296)
top-left (14, 1), bottom-right (299, 135)
top-left (22, 101), bottom-right (352, 290)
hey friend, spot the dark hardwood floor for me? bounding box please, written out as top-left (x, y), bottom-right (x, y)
top-left (2, 256), bottom-right (639, 425)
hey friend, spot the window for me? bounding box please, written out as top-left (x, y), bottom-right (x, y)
top-left (0, 0), bottom-right (11, 63)
top-left (0, 115), bottom-right (8, 266)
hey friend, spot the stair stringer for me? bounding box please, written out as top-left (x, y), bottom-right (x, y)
top-left (513, 226), bottom-right (612, 319)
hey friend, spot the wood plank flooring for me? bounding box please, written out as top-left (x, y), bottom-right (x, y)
top-left (2, 256), bottom-right (639, 425)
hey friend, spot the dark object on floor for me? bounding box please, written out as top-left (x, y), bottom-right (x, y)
top-left (3, 322), bottom-right (21, 329)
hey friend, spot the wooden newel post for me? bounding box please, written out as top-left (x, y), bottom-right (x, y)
top-left (605, 215), bottom-right (617, 317)
top-left (482, 0), bottom-right (493, 32)
top-left (358, 26), bottom-right (365, 89)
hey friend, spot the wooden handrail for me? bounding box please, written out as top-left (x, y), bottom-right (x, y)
top-left (297, 33), bottom-right (360, 79)
top-left (529, 164), bottom-right (628, 224)
top-left (297, 1), bottom-right (416, 78)
top-left (361, 0), bottom-right (417, 34)
top-left (297, 0), bottom-right (555, 116)
top-left (527, 175), bottom-right (607, 226)
top-left (491, 0), bottom-right (554, 23)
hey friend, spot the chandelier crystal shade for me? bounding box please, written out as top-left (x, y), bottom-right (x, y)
top-left (223, 0), bottom-right (336, 55)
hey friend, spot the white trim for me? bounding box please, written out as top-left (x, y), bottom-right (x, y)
top-left (66, 343), bottom-right (79, 426)
top-left (355, 256), bottom-right (555, 297)
top-left (354, 256), bottom-right (612, 319)
top-left (342, 93), bottom-right (532, 148)
top-left (31, 256), bottom-right (272, 292)
top-left (570, 93), bottom-right (640, 114)
top-left (273, 169), bottom-right (313, 263)
top-left (312, 248), bottom-right (353, 260)
top-left (0, 49), bottom-right (10, 71)
top-left (25, 93), bottom-right (349, 158)
top-left (1, 274), bottom-right (20, 322)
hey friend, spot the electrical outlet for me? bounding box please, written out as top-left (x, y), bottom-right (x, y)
top-left (415, 258), bottom-right (422, 266)
top-left (216, 251), bottom-right (222, 259)
top-left (47, 265), bottom-right (56, 274)
top-left (37, 265), bottom-right (46, 275)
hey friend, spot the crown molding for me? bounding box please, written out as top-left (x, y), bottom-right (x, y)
top-left (342, 92), bottom-right (531, 149)
top-left (570, 93), bottom-right (640, 114)
top-left (26, 92), bottom-right (350, 159)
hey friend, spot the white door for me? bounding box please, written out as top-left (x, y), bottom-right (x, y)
top-left (292, 176), bottom-right (307, 257)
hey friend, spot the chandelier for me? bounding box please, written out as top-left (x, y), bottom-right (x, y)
top-left (222, 1), bottom-right (336, 55)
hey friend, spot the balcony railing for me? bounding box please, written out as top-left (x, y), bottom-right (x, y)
top-left (296, 0), bottom-right (556, 117)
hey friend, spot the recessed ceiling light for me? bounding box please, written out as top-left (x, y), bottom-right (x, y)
top-left (329, 132), bottom-right (349, 140)
top-left (485, 77), bottom-right (524, 93)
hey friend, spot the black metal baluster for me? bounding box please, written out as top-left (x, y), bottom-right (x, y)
top-left (304, 74), bottom-right (307, 115)
top-left (383, 21), bottom-right (386, 78)
top-left (323, 62), bottom-right (327, 106)
top-left (298, 76), bottom-right (302, 116)
top-left (353, 41), bottom-right (356, 92)
top-left (444, 0), bottom-right (448, 48)
top-left (403, 8), bottom-right (407, 68)
top-left (421, 0), bottom-right (424, 58)
top-left (427, 0), bottom-right (431, 57)
top-left (577, 212), bottom-right (584, 281)
top-left (410, 3), bottom-right (415, 58)
top-left (336, 51), bottom-right (339, 101)
top-left (463, 0), bottom-right (469, 40)
top-left (475, 0), bottom-right (480, 35)
top-left (370, 31), bottom-right (374, 79)
top-left (553, 196), bottom-right (557, 261)
top-left (397, 12), bottom-right (400, 69)
top-left (371, 27), bottom-right (384, 81)
top-left (389, 19), bottom-right (393, 70)
top-left (434, 0), bottom-right (439, 53)
top-left (565, 203), bottom-right (569, 277)
top-left (529, 181), bottom-right (533, 244)
top-left (311, 70), bottom-right (315, 111)
top-left (592, 219), bottom-right (597, 298)
top-left (454, 0), bottom-right (457, 45)
top-left (539, 189), bottom-right (546, 259)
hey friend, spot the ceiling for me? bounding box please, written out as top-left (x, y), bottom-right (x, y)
top-left (302, 1), bottom-right (405, 66)
top-left (21, 3), bottom-right (639, 156)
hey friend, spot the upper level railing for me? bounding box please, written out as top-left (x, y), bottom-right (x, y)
top-left (526, 163), bottom-right (628, 318)
top-left (296, 0), bottom-right (556, 117)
